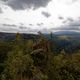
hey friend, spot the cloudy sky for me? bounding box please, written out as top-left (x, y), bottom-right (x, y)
top-left (0, 0), bottom-right (80, 33)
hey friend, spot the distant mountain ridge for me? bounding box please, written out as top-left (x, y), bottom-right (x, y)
top-left (0, 32), bottom-right (39, 41)
top-left (0, 31), bottom-right (80, 41)
top-left (54, 31), bottom-right (80, 40)
top-left (54, 31), bottom-right (80, 35)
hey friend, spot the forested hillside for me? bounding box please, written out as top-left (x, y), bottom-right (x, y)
top-left (0, 33), bottom-right (80, 80)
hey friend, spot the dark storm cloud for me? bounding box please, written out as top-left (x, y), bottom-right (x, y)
top-left (37, 23), bottom-right (44, 26)
top-left (42, 11), bottom-right (51, 18)
top-left (29, 24), bottom-right (33, 26)
top-left (69, 21), bottom-right (80, 26)
top-left (4, 0), bottom-right (51, 10)
top-left (37, 23), bottom-right (41, 26)
top-left (2, 23), bottom-right (27, 29)
top-left (54, 19), bottom-right (80, 31)
top-left (19, 26), bottom-right (27, 29)
top-left (57, 26), bottom-right (79, 30)
top-left (1, 0), bottom-right (7, 2)
top-left (62, 17), bottom-right (74, 24)
top-left (58, 16), bottom-right (64, 20)
top-left (62, 20), bottom-right (67, 24)
top-left (67, 18), bottom-right (74, 22)
top-left (2, 24), bottom-right (17, 27)
top-left (63, 20), bottom-right (80, 30)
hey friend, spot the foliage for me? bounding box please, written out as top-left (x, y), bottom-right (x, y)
top-left (0, 33), bottom-right (80, 80)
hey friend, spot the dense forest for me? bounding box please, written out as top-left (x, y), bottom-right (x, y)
top-left (0, 32), bottom-right (80, 80)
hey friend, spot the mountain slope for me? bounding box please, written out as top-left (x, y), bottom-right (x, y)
top-left (0, 32), bottom-right (39, 41)
top-left (54, 31), bottom-right (80, 40)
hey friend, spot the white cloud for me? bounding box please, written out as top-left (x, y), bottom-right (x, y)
top-left (0, 0), bottom-right (80, 33)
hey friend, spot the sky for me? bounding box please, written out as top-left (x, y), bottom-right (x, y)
top-left (0, 0), bottom-right (80, 33)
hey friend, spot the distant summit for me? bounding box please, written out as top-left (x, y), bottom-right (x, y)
top-left (54, 31), bottom-right (80, 40)
top-left (54, 31), bottom-right (80, 35)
